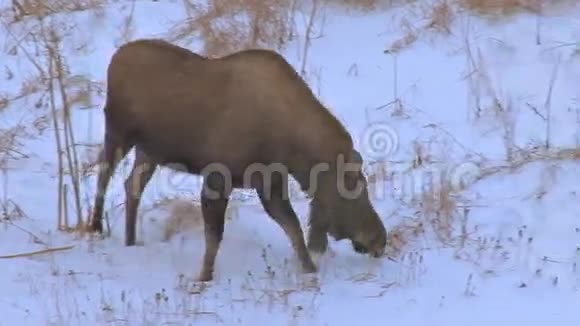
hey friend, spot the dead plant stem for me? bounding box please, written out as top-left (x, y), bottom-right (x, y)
top-left (300, 0), bottom-right (319, 78)
top-left (44, 25), bottom-right (65, 231)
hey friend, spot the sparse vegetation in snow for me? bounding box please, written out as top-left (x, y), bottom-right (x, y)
top-left (1, 0), bottom-right (580, 324)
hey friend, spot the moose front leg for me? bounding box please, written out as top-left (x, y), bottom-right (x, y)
top-left (197, 172), bottom-right (231, 282)
top-left (306, 199), bottom-right (330, 260)
top-left (256, 180), bottom-right (317, 275)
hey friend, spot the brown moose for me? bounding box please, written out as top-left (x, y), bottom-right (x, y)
top-left (88, 39), bottom-right (387, 282)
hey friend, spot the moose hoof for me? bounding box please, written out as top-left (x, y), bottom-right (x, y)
top-left (197, 268), bottom-right (214, 282)
top-left (308, 250), bottom-right (324, 267)
top-left (302, 259), bottom-right (318, 274)
top-left (125, 240), bottom-right (145, 247)
top-left (197, 273), bottom-right (213, 283)
top-left (303, 265), bottom-right (317, 274)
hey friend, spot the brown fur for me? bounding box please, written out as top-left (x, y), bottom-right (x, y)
top-left (89, 39), bottom-right (387, 281)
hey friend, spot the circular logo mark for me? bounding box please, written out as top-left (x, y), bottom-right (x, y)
top-left (360, 122), bottom-right (399, 160)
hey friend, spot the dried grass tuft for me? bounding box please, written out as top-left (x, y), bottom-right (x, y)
top-left (160, 197), bottom-right (240, 241)
top-left (457, 0), bottom-right (543, 16)
top-left (8, 0), bottom-right (106, 21)
top-left (167, 0), bottom-right (298, 57)
top-left (162, 199), bottom-right (205, 241)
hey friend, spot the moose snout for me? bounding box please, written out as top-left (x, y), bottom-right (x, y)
top-left (371, 246), bottom-right (385, 258)
top-left (352, 240), bottom-right (369, 254)
top-left (352, 239), bottom-right (386, 258)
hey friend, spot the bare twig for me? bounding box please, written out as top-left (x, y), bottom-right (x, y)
top-left (543, 55), bottom-right (560, 149)
top-left (0, 245), bottom-right (75, 259)
top-left (42, 19), bottom-right (66, 231)
top-left (300, 0), bottom-right (320, 78)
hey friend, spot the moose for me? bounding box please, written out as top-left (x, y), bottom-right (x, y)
top-left (88, 39), bottom-right (387, 282)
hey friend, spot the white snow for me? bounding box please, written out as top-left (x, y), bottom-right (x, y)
top-left (1, 0), bottom-right (580, 325)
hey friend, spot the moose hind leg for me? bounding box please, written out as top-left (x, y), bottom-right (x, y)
top-left (256, 179), bottom-right (317, 274)
top-left (90, 130), bottom-right (132, 233)
top-left (198, 173), bottom-right (232, 282)
top-left (124, 147), bottom-right (157, 246)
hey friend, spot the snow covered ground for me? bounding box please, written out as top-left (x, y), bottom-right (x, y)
top-left (1, 0), bottom-right (580, 324)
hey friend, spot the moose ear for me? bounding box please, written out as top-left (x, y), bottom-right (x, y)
top-left (349, 149), bottom-right (363, 164)
top-left (346, 149), bottom-right (364, 174)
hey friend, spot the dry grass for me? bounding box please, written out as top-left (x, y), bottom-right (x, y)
top-left (2, 4), bottom-right (580, 323)
top-left (8, 0), bottom-right (106, 21)
top-left (0, 125), bottom-right (29, 166)
top-left (167, 0), bottom-right (298, 57)
top-left (384, 0), bottom-right (577, 55)
top-left (385, 0), bottom-right (455, 54)
top-left (325, 0), bottom-right (412, 11)
top-left (1, 0), bottom-right (578, 276)
top-left (328, 0), bottom-right (570, 17)
top-left (0, 0), bottom-right (103, 235)
top-left (145, 196), bottom-right (241, 242)
top-left (457, 0), bottom-right (543, 16)
top-left (161, 199), bottom-right (205, 241)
